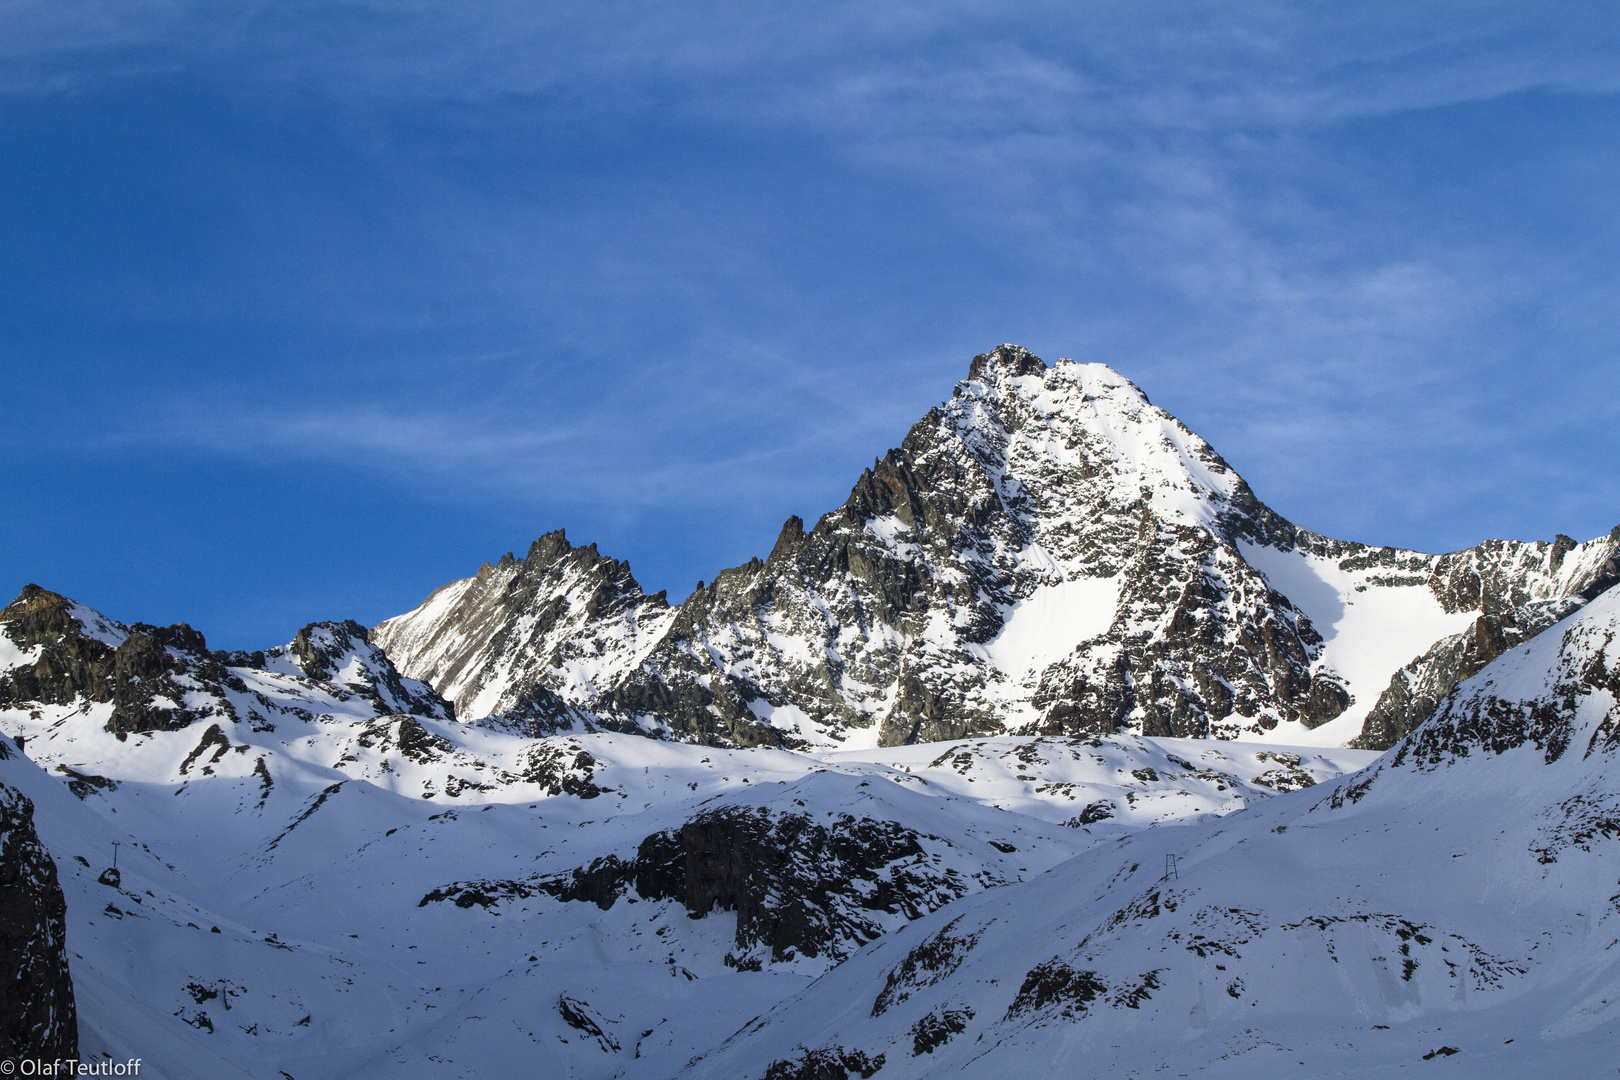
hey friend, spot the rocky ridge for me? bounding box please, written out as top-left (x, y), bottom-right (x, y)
top-left (0, 585), bottom-right (453, 744)
top-left (375, 346), bottom-right (1620, 750)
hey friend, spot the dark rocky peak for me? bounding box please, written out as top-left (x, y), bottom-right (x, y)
top-left (966, 343), bottom-right (1047, 383)
top-left (289, 619), bottom-right (371, 682)
top-left (525, 528), bottom-right (583, 569)
top-left (125, 621), bottom-right (209, 657)
top-left (513, 528), bottom-right (662, 609)
top-left (2, 585), bottom-right (86, 648)
top-left (768, 515), bottom-right (807, 563)
top-left (1, 584), bottom-right (127, 651)
top-left (0, 588), bottom-right (212, 735)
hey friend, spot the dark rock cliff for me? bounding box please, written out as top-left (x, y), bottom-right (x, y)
top-left (422, 803), bottom-right (975, 967)
top-left (0, 744), bottom-right (77, 1060)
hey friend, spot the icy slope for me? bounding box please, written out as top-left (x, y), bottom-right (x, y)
top-left (376, 344), bottom-right (1620, 750)
top-left (678, 583), bottom-right (1620, 1080)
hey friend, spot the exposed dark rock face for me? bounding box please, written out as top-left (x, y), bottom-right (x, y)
top-left (0, 747), bottom-right (78, 1060)
top-left (0, 585), bottom-right (234, 736)
top-left (871, 916), bottom-right (982, 1016)
top-left (557, 994), bottom-right (619, 1053)
top-left (759, 1046), bottom-right (886, 1080)
top-left (908, 1007), bottom-right (973, 1056)
top-left (0, 585), bottom-right (120, 706)
top-left (1005, 959), bottom-right (1107, 1020)
top-left (421, 805), bottom-right (972, 966)
top-left (355, 716), bottom-right (453, 764)
top-left (516, 742), bottom-right (607, 798)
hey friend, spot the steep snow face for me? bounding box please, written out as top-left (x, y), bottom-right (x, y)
top-left (971, 575), bottom-right (1123, 685)
top-left (1237, 528), bottom-right (1620, 748)
top-left (1236, 542), bottom-right (1479, 745)
top-left (0, 588), bottom-right (1377, 1079)
top-left (372, 345), bottom-right (1618, 751)
top-left (680, 585), bottom-right (1620, 1080)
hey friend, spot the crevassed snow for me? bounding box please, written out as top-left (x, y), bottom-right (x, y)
top-left (1238, 541), bottom-right (1477, 746)
top-left (972, 574), bottom-right (1122, 682)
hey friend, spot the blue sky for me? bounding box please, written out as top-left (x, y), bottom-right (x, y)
top-left (3, 2), bottom-right (1619, 649)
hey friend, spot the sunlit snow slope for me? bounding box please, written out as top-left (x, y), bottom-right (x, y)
top-left (1, 586), bottom-right (1374, 1078)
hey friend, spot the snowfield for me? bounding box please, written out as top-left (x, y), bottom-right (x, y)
top-left (1, 591), bottom-right (1380, 1077)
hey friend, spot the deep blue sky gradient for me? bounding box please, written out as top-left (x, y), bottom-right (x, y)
top-left (3, 2), bottom-right (1619, 649)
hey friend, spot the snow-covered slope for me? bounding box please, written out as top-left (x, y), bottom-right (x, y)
top-left (0, 585), bottom-right (1375, 1077)
top-left (376, 345), bottom-right (1620, 751)
top-left (676, 582), bottom-right (1620, 1079)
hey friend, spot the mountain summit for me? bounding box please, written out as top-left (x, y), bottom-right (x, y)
top-left (375, 345), bottom-right (1619, 750)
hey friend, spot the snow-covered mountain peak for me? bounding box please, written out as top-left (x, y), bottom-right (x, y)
top-left (943, 348), bottom-right (1246, 540)
top-left (373, 344), bottom-right (1616, 753)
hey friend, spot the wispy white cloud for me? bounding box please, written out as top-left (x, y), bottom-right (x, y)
top-left (9, 1), bottom-right (1618, 557)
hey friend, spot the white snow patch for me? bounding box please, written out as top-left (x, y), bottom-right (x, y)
top-left (0, 633), bottom-right (41, 672)
top-left (974, 574), bottom-right (1122, 681)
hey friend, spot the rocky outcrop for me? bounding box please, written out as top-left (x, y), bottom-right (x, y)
top-left (0, 744), bottom-right (77, 1060)
top-left (423, 803), bottom-right (975, 967)
top-left (278, 620), bottom-right (454, 721)
top-left (0, 585), bottom-right (233, 737)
